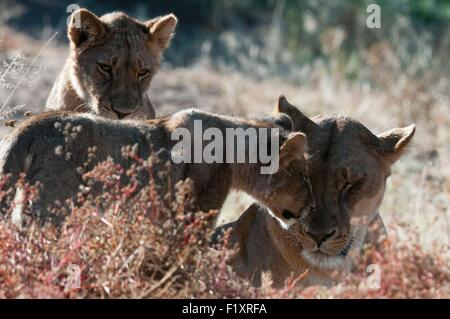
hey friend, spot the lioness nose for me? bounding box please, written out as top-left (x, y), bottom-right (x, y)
top-left (307, 228), bottom-right (336, 246)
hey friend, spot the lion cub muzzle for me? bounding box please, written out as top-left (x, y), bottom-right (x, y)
top-left (110, 95), bottom-right (139, 119)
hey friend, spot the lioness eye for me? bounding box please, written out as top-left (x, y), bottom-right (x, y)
top-left (97, 63), bottom-right (111, 74)
top-left (343, 178), bottom-right (364, 194)
top-left (138, 69), bottom-right (150, 78)
top-left (301, 174), bottom-right (308, 184)
top-left (344, 183), bottom-right (353, 192)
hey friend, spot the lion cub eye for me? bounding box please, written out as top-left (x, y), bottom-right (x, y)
top-left (138, 69), bottom-right (150, 78)
top-left (282, 210), bottom-right (297, 220)
top-left (97, 63), bottom-right (111, 74)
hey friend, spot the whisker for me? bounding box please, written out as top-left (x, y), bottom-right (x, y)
top-left (73, 103), bottom-right (89, 112)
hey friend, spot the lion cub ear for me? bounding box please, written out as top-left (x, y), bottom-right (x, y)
top-left (68, 9), bottom-right (107, 48)
top-left (273, 95), bottom-right (318, 133)
top-left (279, 132), bottom-right (307, 167)
top-left (377, 124), bottom-right (416, 164)
top-left (148, 14), bottom-right (178, 51)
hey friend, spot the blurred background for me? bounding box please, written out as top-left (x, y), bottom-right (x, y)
top-left (3, 0), bottom-right (450, 80)
top-left (0, 0), bottom-right (449, 249)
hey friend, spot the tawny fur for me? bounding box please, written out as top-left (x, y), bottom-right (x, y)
top-left (46, 9), bottom-right (178, 120)
top-left (0, 108), bottom-right (310, 225)
top-left (215, 96), bottom-right (415, 288)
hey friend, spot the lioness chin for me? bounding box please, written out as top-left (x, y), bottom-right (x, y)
top-left (46, 8), bottom-right (178, 120)
top-left (0, 108), bottom-right (312, 226)
top-left (215, 96), bottom-right (415, 288)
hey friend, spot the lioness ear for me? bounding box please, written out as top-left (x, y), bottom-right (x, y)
top-left (272, 114), bottom-right (293, 131)
top-left (273, 95), bottom-right (317, 133)
top-left (148, 14), bottom-right (178, 51)
top-left (68, 9), bottom-right (107, 48)
top-left (377, 124), bottom-right (416, 164)
top-left (279, 132), bottom-right (307, 167)
top-left (273, 95), bottom-right (292, 114)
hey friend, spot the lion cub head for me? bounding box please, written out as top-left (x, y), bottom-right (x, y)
top-left (67, 9), bottom-right (177, 119)
top-left (275, 96), bottom-right (415, 271)
top-left (259, 130), bottom-right (314, 227)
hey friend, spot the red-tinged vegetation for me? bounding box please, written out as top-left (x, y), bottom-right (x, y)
top-left (0, 157), bottom-right (448, 298)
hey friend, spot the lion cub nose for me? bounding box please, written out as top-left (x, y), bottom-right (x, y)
top-left (111, 99), bottom-right (138, 118)
top-left (114, 110), bottom-right (133, 119)
top-left (307, 228), bottom-right (337, 246)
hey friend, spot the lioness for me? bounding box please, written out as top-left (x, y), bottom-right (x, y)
top-left (46, 9), bottom-right (178, 119)
top-left (0, 108), bottom-right (312, 225)
top-left (215, 96), bottom-right (415, 287)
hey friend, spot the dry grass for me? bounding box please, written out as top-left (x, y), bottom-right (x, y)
top-left (0, 156), bottom-right (448, 298)
top-left (0, 27), bottom-right (448, 298)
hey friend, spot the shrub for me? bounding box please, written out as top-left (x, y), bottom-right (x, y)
top-left (0, 155), bottom-right (448, 298)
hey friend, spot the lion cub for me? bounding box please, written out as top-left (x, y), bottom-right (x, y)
top-left (0, 107), bottom-right (312, 225)
top-left (46, 9), bottom-right (177, 120)
top-left (215, 96), bottom-right (415, 288)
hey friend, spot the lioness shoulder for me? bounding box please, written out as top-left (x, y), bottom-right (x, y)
top-left (45, 9), bottom-right (177, 120)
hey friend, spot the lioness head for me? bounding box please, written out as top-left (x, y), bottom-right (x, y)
top-left (274, 96), bottom-right (415, 270)
top-left (67, 9), bottom-right (177, 119)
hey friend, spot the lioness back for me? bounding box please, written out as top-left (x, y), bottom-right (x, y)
top-left (45, 9), bottom-right (177, 120)
top-left (0, 104), bottom-right (313, 228)
top-left (0, 111), bottom-right (179, 223)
